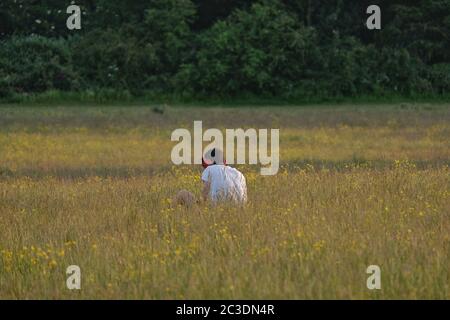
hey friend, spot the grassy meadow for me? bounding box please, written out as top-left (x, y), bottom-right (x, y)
top-left (0, 103), bottom-right (449, 299)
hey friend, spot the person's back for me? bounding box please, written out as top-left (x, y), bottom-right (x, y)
top-left (201, 164), bottom-right (247, 204)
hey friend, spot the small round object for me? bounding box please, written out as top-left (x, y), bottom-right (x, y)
top-left (173, 190), bottom-right (197, 207)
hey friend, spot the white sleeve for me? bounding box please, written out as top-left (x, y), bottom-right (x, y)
top-left (201, 168), bottom-right (210, 182)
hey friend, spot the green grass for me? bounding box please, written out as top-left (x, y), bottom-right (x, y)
top-left (2, 90), bottom-right (450, 107)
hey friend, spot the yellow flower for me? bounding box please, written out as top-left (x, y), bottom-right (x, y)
top-left (49, 259), bottom-right (57, 268)
top-left (313, 240), bottom-right (326, 251)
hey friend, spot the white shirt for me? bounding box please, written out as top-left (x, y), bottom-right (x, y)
top-left (201, 165), bottom-right (247, 204)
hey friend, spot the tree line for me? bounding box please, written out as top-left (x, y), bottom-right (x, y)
top-left (0, 0), bottom-right (449, 101)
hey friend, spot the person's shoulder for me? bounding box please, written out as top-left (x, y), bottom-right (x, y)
top-left (209, 164), bottom-right (226, 171)
top-left (226, 166), bottom-right (244, 176)
top-left (201, 166), bottom-right (212, 181)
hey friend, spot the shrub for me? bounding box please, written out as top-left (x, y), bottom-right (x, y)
top-left (176, 1), bottom-right (322, 97)
top-left (0, 35), bottom-right (78, 97)
top-left (427, 63), bottom-right (450, 94)
top-left (70, 26), bottom-right (159, 92)
top-left (71, 0), bottom-right (195, 93)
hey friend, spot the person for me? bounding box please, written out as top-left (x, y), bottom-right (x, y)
top-left (201, 148), bottom-right (247, 204)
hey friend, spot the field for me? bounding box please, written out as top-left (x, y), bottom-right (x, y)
top-left (0, 103), bottom-right (449, 299)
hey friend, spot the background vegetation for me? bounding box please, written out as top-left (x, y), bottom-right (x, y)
top-left (0, 0), bottom-right (449, 102)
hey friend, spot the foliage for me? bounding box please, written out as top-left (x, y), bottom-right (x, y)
top-left (177, 1), bottom-right (321, 96)
top-left (0, 0), bottom-right (448, 100)
top-left (0, 35), bottom-right (78, 97)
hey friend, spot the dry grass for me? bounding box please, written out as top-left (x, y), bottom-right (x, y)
top-left (0, 104), bottom-right (449, 299)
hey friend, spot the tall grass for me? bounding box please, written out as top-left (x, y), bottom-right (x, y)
top-left (0, 105), bottom-right (449, 299)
